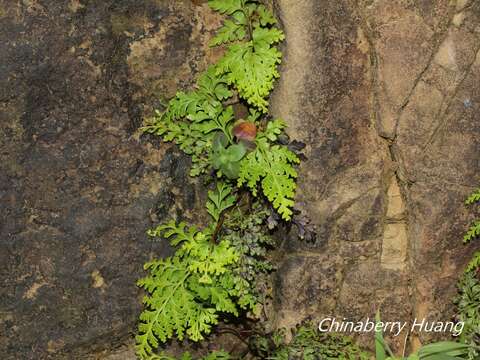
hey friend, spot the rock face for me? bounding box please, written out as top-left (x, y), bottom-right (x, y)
top-left (0, 0), bottom-right (479, 358)
top-left (0, 1), bottom-right (218, 358)
top-left (271, 0), bottom-right (480, 351)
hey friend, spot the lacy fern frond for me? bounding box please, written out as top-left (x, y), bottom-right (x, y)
top-left (455, 272), bottom-right (480, 360)
top-left (239, 137), bottom-right (299, 220)
top-left (143, 67), bottom-right (234, 176)
top-left (137, 221), bottom-right (256, 359)
top-left (464, 187), bottom-right (480, 243)
top-left (466, 188), bottom-right (480, 205)
top-left (263, 119), bottom-right (287, 141)
top-left (464, 221), bottom-right (480, 243)
top-left (223, 201), bottom-right (275, 313)
top-left (464, 251), bottom-right (480, 274)
top-left (216, 40), bottom-right (282, 113)
top-left (210, 19), bottom-right (247, 46)
top-left (208, 0), bottom-right (244, 15)
top-left (213, 4), bottom-right (284, 112)
top-left (206, 182), bottom-right (237, 222)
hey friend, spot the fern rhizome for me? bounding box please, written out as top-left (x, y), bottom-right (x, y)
top-left (136, 1), bottom-right (299, 359)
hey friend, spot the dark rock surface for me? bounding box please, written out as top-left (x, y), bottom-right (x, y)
top-left (1, 0), bottom-right (479, 358)
top-left (0, 1), bottom-right (217, 358)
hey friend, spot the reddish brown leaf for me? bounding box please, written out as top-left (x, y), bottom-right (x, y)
top-left (233, 120), bottom-right (257, 141)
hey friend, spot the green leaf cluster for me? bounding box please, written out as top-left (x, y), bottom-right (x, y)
top-left (152, 350), bottom-right (231, 360)
top-left (206, 182), bottom-right (237, 222)
top-left (464, 187), bottom-right (480, 244)
top-left (238, 135), bottom-right (299, 220)
top-left (251, 323), bottom-right (370, 360)
top-left (376, 311), bottom-right (475, 360)
top-left (222, 200), bottom-right (276, 310)
top-left (461, 185), bottom-right (480, 291)
top-left (137, 2), bottom-right (302, 359)
top-left (211, 134), bottom-right (247, 179)
top-left (211, 0), bottom-right (285, 112)
top-left (142, 0), bottom-right (298, 220)
top-left (137, 218), bottom-right (256, 360)
top-left (456, 272), bottom-right (480, 360)
top-left (143, 67), bottom-right (234, 177)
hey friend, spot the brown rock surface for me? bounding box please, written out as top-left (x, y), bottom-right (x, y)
top-left (271, 0), bottom-right (480, 351)
top-left (1, 0), bottom-right (479, 358)
top-left (0, 1), bottom-right (217, 358)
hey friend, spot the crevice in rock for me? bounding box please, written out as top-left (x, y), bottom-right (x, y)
top-left (423, 44), bottom-right (480, 151)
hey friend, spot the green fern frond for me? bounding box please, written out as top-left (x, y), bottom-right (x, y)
top-left (142, 67), bottom-right (234, 177)
top-left (239, 137), bottom-right (299, 220)
top-left (256, 4), bottom-right (277, 26)
top-left (216, 40), bottom-right (282, 112)
top-left (263, 119), bottom-right (287, 141)
top-left (208, 0), bottom-right (244, 15)
top-left (206, 182), bottom-right (237, 222)
top-left (137, 219), bottom-right (259, 359)
top-left (213, 4), bottom-right (285, 113)
top-left (465, 251), bottom-right (480, 273)
top-left (466, 188), bottom-right (480, 205)
top-left (210, 19), bottom-right (247, 46)
top-left (464, 187), bottom-right (480, 243)
top-left (464, 221), bottom-right (480, 243)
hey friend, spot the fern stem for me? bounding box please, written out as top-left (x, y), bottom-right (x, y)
top-left (212, 212), bottom-right (225, 244)
top-left (241, 1), bottom-right (253, 42)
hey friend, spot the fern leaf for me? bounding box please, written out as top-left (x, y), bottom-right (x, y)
top-left (264, 119), bottom-right (287, 141)
top-left (208, 0), bottom-right (243, 15)
top-left (466, 188), bottom-right (480, 205)
top-left (464, 251), bottom-right (480, 273)
top-left (252, 27), bottom-right (284, 49)
top-left (210, 19), bottom-right (247, 46)
top-left (206, 182), bottom-right (237, 222)
top-left (464, 221), bottom-right (480, 243)
top-left (136, 260), bottom-right (198, 358)
top-left (239, 140), bottom-right (299, 220)
top-left (256, 5), bottom-right (277, 26)
top-left (216, 25), bottom-right (283, 112)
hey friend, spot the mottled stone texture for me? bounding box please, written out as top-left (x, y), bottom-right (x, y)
top-left (272, 0), bottom-right (480, 352)
top-left (1, 0), bottom-right (479, 358)
top-left (0, 1), bottom-right (218, 359)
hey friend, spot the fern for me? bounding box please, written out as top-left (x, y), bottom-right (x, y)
top-left (143, 67), bottom-right (234, 176)
top-left (137, 2), bottom-right (301, 358)
top-left (206, 182), bottom-right (237, 222)
top-left (465, 251), bottom-right (480, 274)
top-left (464, 187), bottom-right (480, 244)
top-left (153, 351), bottom-right (231, 360)
top-left (466, 188), bottom-right (480, 205)
top-left (239, 136), bottom-right (299, 220)
top-left (464, 221), bottom-right (480, 243)
top-left (210, 0), bottom-right (284, 112)
top-left (464, 187), bottom-right (480, 248)
top-left (210, 18), bottom-right (247, 46)
top-left (216, 32), bottom-right (283, 113)
top-left (136, 220), bottom-right (256, 359)
top-left (456, 272), bottom-right (480, 360)
top-left (223, 200), bottom-right (275, 313)
top-left (208, 0), bottom-right (243, 15)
